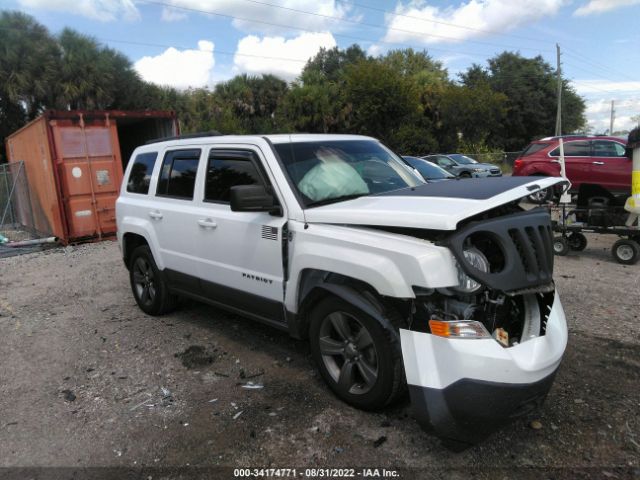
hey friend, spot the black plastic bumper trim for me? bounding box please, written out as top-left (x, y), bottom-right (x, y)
top-left (408, 368), bottom-right (559, 446)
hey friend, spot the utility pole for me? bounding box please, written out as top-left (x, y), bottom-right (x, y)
top-left (555, 43), bottom-right (562, 136)
top-left (555, 43), bottom-right (571, 204)
top-left (609, 100), bottom-right (615, 135)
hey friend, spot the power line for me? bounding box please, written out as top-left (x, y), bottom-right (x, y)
top-left (145, 0), bottom-right (555, 54)
top-left (334, 0), bottom-right (551, 45)
top-left (563, 47), bottom-right (637, 82)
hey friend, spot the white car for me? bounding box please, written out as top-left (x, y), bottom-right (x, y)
top-left (116, 134), bottom-right (568, 449)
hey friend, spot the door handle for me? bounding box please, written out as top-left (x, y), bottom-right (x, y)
top-left (148, 211), bottom-right (163, 220)
top-left (550, 160), bottom-right (560, 163)
top-left (197, 218), bottom-right (218, 229)
top-left (592, 161), bottom-right (605, 165)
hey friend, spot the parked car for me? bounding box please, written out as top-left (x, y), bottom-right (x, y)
top-left (423, 153), bottom-right (502, 178)
top-left (402, 155), bottom-right (456, 182)
top-left (116, 133), bottom-right (567, 449)
top-left (512, 135), bottom-right (630, 202)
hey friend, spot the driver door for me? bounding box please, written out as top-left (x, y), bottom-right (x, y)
top-left (194, 146), bottom-right (287, 325)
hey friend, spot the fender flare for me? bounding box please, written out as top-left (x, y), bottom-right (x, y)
top-left (290, 273), bottom-right (401, 342)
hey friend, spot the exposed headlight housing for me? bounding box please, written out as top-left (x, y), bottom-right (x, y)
top-left (472, 168), bottom-right (485, 173)
top-left (455, 247), bottom-right (489, 293)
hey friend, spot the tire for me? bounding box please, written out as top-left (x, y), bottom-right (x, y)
top-left (129, 245), bottom-right (178, 315)
top-left (611, 239), bottom-right (640, 265)
top-left (527, 186), bottom-right (553, 204)
top-left (553, 236), bottom-right (569, 256)
top-left (308, 295), bottom-right (405, 411)
top-left (459, 172), bottom-right (472, 179)
top-left (567, 232), bottom-right (588, 251)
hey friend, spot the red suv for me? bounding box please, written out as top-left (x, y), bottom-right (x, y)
top-left (512, 135), bottom-right (630, 201)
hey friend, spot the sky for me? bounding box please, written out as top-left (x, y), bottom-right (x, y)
top-left (6, 0), bottom-right (640, 133)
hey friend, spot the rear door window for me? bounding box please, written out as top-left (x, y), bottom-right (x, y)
top-left (550, 141), bottom-right (590, 157)
top-left (204, 149), bottom-right (265, 203)
top-left (126, 152), bottom-right (158, 194)
top-left (156, 149), bottom-right (201, 200)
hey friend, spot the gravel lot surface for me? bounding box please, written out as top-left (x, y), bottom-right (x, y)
top-left (1, 235), bottom-right (638, 479)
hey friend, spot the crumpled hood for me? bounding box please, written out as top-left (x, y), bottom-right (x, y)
top-left (303, 176), bottom-right (565, 230)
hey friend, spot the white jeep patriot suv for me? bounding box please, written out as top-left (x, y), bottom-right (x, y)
top-left (116, 133), bottom-right (568, 448)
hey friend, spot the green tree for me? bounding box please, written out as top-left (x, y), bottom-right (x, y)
top-left (0, 11), bottom-right (60, 160)
top-left (342, 59), bottom-right (416, 146)
top-left (481, 52), bottom-right (586, 150)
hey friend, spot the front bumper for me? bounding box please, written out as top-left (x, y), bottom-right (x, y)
top-left (471, 170), bottom-right (502, 178)
top-left (400, 291), bottom-right (567, 446)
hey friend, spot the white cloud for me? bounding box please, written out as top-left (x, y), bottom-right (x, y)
top-left (134, 40), bottom-right (215, 89)
top-left (574, 80), bottom-right (640, 95)
top-left (233, 32), bottom-right (337, 80)
top-left (382, 0), bottom-right (564, 45)
top-left (153, 0), bottom-right (350, 34)
top-left (573, 81), bottom-right (640, 132)
top-left (17, 0), bottom-right (139, 21)
top-left (574, 0), bottom-right (640, 16)
top-left (161, 6), bottom-right (188, 22)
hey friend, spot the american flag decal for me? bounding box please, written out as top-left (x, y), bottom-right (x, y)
top-left (261, 225), bottom-right (278, 240)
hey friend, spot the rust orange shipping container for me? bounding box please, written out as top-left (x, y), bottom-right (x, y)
top-left (5, 110), bottom-right (178, 244)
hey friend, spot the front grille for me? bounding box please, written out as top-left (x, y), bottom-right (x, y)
top-left (490, 169), bottom-right (501, 175)
top-left (444, 209), bottom-right (554, 292)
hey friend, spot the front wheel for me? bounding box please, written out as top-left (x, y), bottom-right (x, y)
top-left (309, 295), bottom-right (405, 410)
top-left (459, 172), bottom-right (472, 179)
top-left (129, 245), bottom-right (178, 315)
top-left (553, 236), bottom-right (569, 256)
top-left (611, 239), bottom-right (640, 265)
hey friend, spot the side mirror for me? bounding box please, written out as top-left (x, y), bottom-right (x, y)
top-left (230, 185), bottom-right (281, 215)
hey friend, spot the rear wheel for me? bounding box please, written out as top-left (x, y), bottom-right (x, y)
top-left (129, 245), bottom-right (178, 315)
top-left (611, 239), bottom-right (640, 265)
top-left (553, 236), bottom-right (569, 256)
top-left (567, 232), bottom-right (588, 251)
top-left (309, 295), bottom-right (405, 410)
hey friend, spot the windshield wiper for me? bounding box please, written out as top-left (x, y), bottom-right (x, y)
top-left (306, 193), bottom-right (368, 207)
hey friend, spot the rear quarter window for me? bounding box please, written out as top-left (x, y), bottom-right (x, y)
top-left (127, 152), bottom-right (158, 194)
top-left (520, 143), bottom-right (550, 157)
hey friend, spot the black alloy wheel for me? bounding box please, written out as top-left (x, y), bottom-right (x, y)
top-left (309, 295), bottom-right (405, 410)
top-left (129, 245), bottom-right (177, 315)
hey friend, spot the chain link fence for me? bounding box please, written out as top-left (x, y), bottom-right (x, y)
top-left (0, 161), bottom-right (55, 257)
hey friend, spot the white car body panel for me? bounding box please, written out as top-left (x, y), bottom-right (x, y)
top-left (284, 221), bottom-right (459, 312)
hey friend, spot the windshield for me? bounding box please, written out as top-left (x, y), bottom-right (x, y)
top-left (273, 140), bottom-right (423, 207)
top-left (403, 156), bottom-right (453, 179)
top-left (449, 154), bottom-right (477, 165)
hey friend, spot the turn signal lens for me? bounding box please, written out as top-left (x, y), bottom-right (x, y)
top-left (428, 319), bottom-right (491, 339)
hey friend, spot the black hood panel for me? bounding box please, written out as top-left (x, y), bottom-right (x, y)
top-left (378, 176), bottom-right (541, 200)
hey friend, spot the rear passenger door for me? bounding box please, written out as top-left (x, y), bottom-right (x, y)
top-left (151, 148), bottom-right (204, 293)
top-left (194, 147), bottom-right (287, 324)
top-left (590, 140), bottom-right (630, 193)
top-left (549, 141), bottom-right (591, 187)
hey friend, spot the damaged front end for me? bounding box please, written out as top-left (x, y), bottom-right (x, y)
top-left (400, 208), bottom-right (568, 448)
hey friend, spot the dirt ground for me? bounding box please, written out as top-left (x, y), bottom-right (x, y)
top-left (1, 234), bottom-right (639, 479)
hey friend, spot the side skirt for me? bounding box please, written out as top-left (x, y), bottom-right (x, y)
top-left (164, 268), bottom-right (289, 332)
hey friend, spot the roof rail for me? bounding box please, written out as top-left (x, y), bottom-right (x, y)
top-left (145, 130), bottom-right (223, 145)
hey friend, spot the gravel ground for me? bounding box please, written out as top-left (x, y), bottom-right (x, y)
top-left (0, 235), bottom-right (639, 479)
